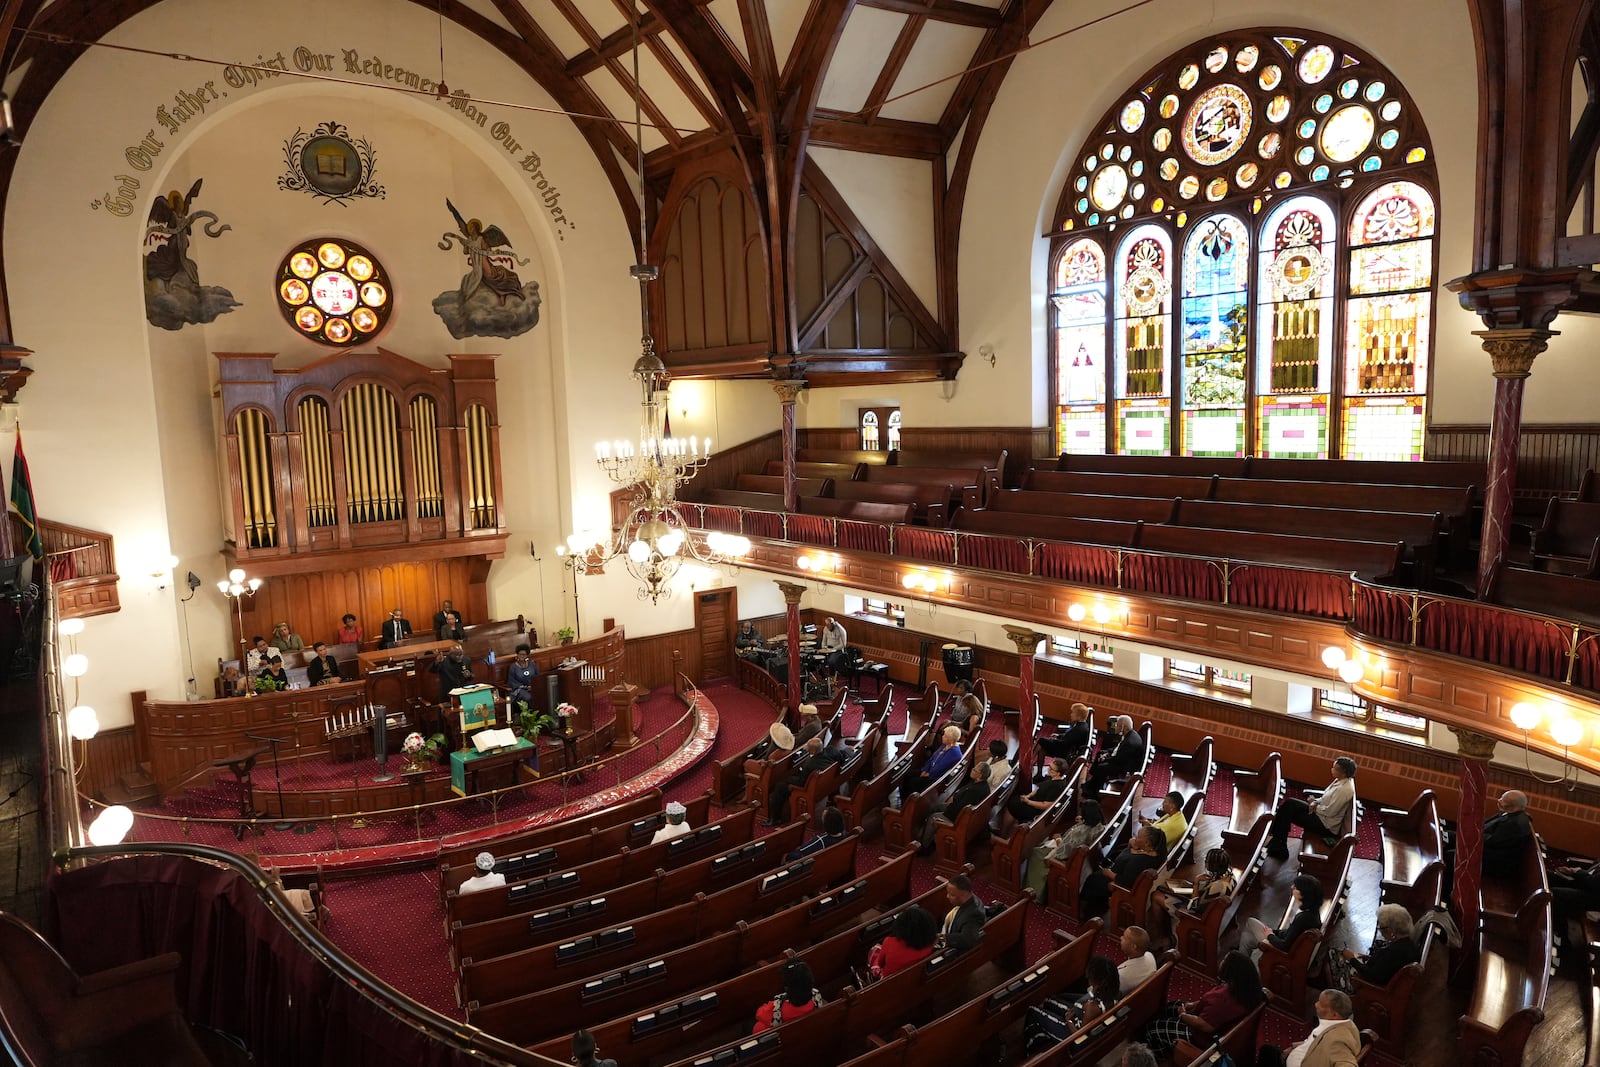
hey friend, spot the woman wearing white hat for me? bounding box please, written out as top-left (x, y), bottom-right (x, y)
top-left (459, 852), bottom-right (507, 894)
top-left (651, 800), bottom-right (693, 844)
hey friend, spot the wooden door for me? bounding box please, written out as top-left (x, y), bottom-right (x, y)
top-left (695, 589), bottom-right (736, 681)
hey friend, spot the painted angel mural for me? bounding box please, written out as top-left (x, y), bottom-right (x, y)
top-left (433, 199), bottom-right (542, 339)
top-left (142, 178), bottom-right (240, 330)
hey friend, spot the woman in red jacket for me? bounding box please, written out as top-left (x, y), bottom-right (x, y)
top-left (868, 905), bottom-right (938, 977)
top-left (752, 961), bottom-right (824, 1033)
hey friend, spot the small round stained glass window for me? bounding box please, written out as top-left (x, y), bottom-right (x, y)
top-left (1153, 128), bottom-right (1173, 151)
top-left (1298, 45), bottom-right (1335, 84)
top-left (1338, 78), bottom-right (1359, 99)
top-left (1178, 175), bottom-right (1201, 200)
top-left (1259, 132), bottom-right (1282, 159)
top-left (1204, 47), bottom-right (1229, 73)
top-left (1235, 46), bottom-right (1259, 72)
top-left (276, 237), bottom-right (393, 348)
top-left (1091, 165), bottom-right (1130, 210)
top-left (1380, 100), bottom-right (1402, 122)
top-left (1160, 95), bottom-right (1181, 119)
top-left (1120, 99), bottom-right (1147, 133)
top-left (1236, 162), bottom-right (1259, 188)
top-left (1259, 65), bottom-right (1282, 91)
top-left (1365, 81), bottom-right (1386, 102)
top-left (1182, 83), bottom-right (1253, 166)
top-left (1178, 64), bottom-right (1200, 90)
top-left (1319, 105), bottom-right (1376, 162)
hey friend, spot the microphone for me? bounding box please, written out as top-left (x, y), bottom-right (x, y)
top-left (246, 732), bottom-right (288, 744)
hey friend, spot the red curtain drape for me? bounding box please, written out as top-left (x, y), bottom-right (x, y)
top-left (836, 521), bottom-right (890, 555)
top-left (1416, 599), bottom-right (1572, 684)
top-left (896, 527), bottom-right (956, 565)
top-left (1034, 542), bottom-right (1119, 586)
top-left (956, 532), bottom-right (1027, 574)
top-left (1230, 567), bottom-right (1351, 619)
top-left (700, 506), bottom-right (740, 533)
top-left (742, 511), bottom-right (783, 540)
top-left (1123, 552), bottom-right (1223, 602)
top-left (786, 514), bottom-right (833, 546)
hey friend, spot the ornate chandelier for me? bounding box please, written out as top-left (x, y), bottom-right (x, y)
top-left (567, 7), bottom-right (750, 604)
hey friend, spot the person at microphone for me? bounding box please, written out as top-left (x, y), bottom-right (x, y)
top-left (430, 643), bottom-right (475, 700)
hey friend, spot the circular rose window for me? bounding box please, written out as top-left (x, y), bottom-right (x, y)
top-left (276, 238), bottom-right (392, 347)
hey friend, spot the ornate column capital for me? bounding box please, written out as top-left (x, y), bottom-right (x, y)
top-left (771, 379), bottom-right (807, 405)
top-left (1472, 328), bottom-right (1554, 380)
top-left (1002, 625), bottom-right (1046, 657)
top-left (775, 580), bottom-right (807, 605)
top-left (1449, 724), bottom-right (1499, 761)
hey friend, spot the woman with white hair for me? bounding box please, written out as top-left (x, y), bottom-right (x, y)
top-left (459, 852), bottom-right (506, 894)
top-left (1341, 903), bottom-right (1419, 985)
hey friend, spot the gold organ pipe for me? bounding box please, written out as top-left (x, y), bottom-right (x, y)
top-left (235, 409), bottom-right (278, 548)
top-left (234, 411), bottom-right (257, 546)
top-left (299, 398), bottom-right (336, 527)
top-left (466, 404), bottom-right (495, 528)
top-left (412, 396), bottom-right (442, 518)
top-left (341, 388), bottom-right (368, 523)
top-left (383, 391), bottom-right (401, 520)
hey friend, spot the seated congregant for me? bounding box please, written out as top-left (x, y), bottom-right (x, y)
top-left (432, 599), bottom-right (460, 633)
top-left (787, 806), bottom-right (847, 861)
top-left (380, 608), bottom-right (413, 649)
top-left (1079, 825), bottom-right (1167, 920)
top-left (1265, 757), bottom-right (1356, 861)
top-left (650, 800), bottom-right (692, 845)
top-left (306, 641), bottom-right (344, 686)
top-left (1084, 715), bottom-right (1145, 795)
top-left (1481, 789), bottom-right (1532, 877)
top-left (271, 621), bottom-right (305, 652)
top-left (254, 656), bottom-right (291, 693)
top-left (1037, 701), bottom-right (1094, 761)
top-left (337, 612), bottom-right (364, 645)
top-left (245, 634), bottom-right (280, 674)
top-left (1342, 903), bottom-right (1420, 986)
top-left (459, 852), bottom-right (506, 895)
top-left (436, 610), bottom-right (466, 642)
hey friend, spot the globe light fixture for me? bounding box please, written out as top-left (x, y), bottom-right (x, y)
top-left (86, 805), bottom-right (135, 846)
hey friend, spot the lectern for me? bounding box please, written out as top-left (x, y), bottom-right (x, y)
top-left (608, 683), bottom-right (641, 748)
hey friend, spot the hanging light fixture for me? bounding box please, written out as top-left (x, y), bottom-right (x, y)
top-left (576, 4), bottom-right (748, 603)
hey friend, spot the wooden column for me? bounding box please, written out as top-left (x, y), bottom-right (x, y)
top-left (776, 580), bottom-right (806, 717)
top-left (1448, 725), bottom-right (1497, 948)
top-left (1003, 625), bottom-right (1046, 781)
top-left (772, 379), bottom-right (806, 514)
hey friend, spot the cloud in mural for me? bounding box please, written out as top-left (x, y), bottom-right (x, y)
top-left (145, 274), bottom-right (242, 331)
top-left (434, 198), bottom-right (541, 339)
top-left (143, 178), bottom-right (239, 330)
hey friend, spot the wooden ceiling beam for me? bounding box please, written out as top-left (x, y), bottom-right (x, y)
top-left (809, 108), bottom-right (942, 157)
top-left (861, 14), bottom-right (926, 124)
top-left (858, 0), bottom-right (1003, 29)
top-left (0, 0), bottom-right (44, 77)
top-left (565, 13), bottom-right (668, 77)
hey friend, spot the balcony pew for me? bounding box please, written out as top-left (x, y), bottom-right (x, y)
top-left (437, 791), bottom-right (714, 899)
top-left (1213, 477), bottom-right (1473, 536)
top-left (1015, 961), bottom-right (1176, 1067)
top-left (454, 825), bottom-right (860, 972)
top-left (1377, 789), bottom-right (1444, 913)
top-left (699, 487), bottom-right (786, 511)
top-left (436, 787), bottom-right (675, 872)
top-left (985, 489), bottom-right (1179, 524)
top-left (446, 806), bottom-right (760, 928)
top-left (836, 721), bottom-right (933, 833)
top-left (765, 459), bottom-right (865, 482)
top-left (1136, 524), bottom-right (1404, 580)
top-left (1351, 923), bottom-right (1437, 1057)
top-left (1458, 885), bottom-right (1552, 1067)
top-left (1165, 736), bottom-right (1216, 803)
top-left (1173, 815), bottom-right (1273, 974)
top-left (893, 448), bottom-right (1007, 492)
top-left (1025, 469), bottom-right (1219, 500)
top-left (834, 921), bottom-right (1104, 1067)
top-left (1480, 832), bottom-right (1550, 927)
top-left (1171, 498), bottom-right (1442, 581)
top-left (831, 479), bottom-right (956, 525)
top-left (522, 878), bottom-right (958, 1062)
top-left (1041, 771), bottom-right (1142, 915)
top-left (1530, 497), bottom-right (1600, 576)
top-left (798, 496), bottom-right (914, 526)
top-left (1055, 454), bottom-right (1249, 478)
top-left (902, 681), bottom-right (942, 729)
top-left (735, 473), bottom-right (833, 498)
top-left (1491, 563), bottom-right (1600, 627)
top-left (449, 821), bottom-right (804, 962)
top-left (954, 508), bottom-right (1144, 548)
top-left (655, 897), bottom-right (1033, 1067)
top-left (799, 447), bottom-right (890, 467)
top-left (1108, 790), bottom-right (1208, 936)
top-left (458, 836), bottom-right (888, 1010)
top-left (1257, 835), bottom-right (1356, 1011)
top-left (1245, 456), bottom-right (1483, 491)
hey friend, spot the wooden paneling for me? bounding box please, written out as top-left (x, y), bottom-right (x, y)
top-left (658, 173), bottom-right (769, 354)
top-left (799, 426), bottom-right (1052, 469)
top-left (231, 557), bottom-right (488, 658)
top-left (624, 628), bottom-right (701, 691)
top-left (1427, 423), bottom-right (1600, 495)
top-left (80, 725), bottom-right (141, 802)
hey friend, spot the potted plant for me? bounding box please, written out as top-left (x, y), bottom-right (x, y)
top-left (401, 731), bottom-right (448, 773)
top-left (517, 705), bottom-right (557, 741)
top-left (556, 626), bottom-right (576, 646)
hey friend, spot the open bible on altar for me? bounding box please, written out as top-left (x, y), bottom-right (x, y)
top-left (472, 728), bottom-right (518, 753)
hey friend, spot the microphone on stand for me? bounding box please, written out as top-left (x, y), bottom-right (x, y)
top-left (245, 732), bottom-right (291, 830)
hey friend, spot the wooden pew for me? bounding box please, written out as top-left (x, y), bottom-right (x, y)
top-left (798, 496), bottom-right (914, 525)
top-left (1582, 468), bottom-right (1600, 503)
top-left (1042, 771), bottom-right (1143, 916)
top-left (1055, 454), bottom-right (1249, 478)
top-left (455, 827), bottom-right (862, 977)
top-left (932, 758), bottom-right (1020, 875)
top-left (1481, 832), bottom-right (1551, 926)
top-left (747, 701), bottom-right (846, 813)
top-left (1171, 498), bottom-right (1442, 579)
top-left (700, 487), bottom-right (786, 511)
top-left (987, 489), bottom-right (1179, 524)
top-left (954, 508), bottom-right (1143, 548)
top-left (1377, 789), bottom-right (1444, 913)
top-left (449, 821), bottom-right (805, 964)
top-left (1244, 456), bottom-right (1483, 491)
top-left (1173, 1002), bottom-right (1265, 1067)
top-left (437, 788), bottom-right (674, 872)
top-left (903, 682), bottom-right (942, 728)
top-left (1222, 752), bottom-right (1284, 841)
top-left (1352, 923), bottom-right (1437, 1057)
top-left (792, 722), bottom-right (884, 826)
top-left (1491, 562), bottom-right (1600, 627)
top-left (852, 470), bottom-right (963, 522)
top-left (881, 733), bottom-right (979, 853)
top-left (1165, 736), bottom-right (1216, 806)
top-left (833, 922), bottom-right (1104, 1067)
top-left (1174, 815), bottom-right (1272, 975)
top-left (1257, 836), bottom-right (1356, 1012)
top-left (1109, 790), bottom-right (1207, 936)
top-left (1458, 886), bottom-right (1552, 1067)
top-left (1137, 523), bottom-right (1404, 579)
top-left (990, 759), bottom-right (1087, 893)
top-left (446, 805), bottom-right (760, 928)
top-left (736, 473), bottom-right (832, 497)
top-left (525, 878), bottom-right (958, 1063)
top-left (799, 447), bottom-right (890, 467)
top-left (1531, 497), bottom-right (1600, 576)
top-left (1025, 469), bottom-right (1218, 500)
top-left (1297, 784), bottom-right (1359, 877)
top-left (458, 837), bottom-right (890, 1011)
top-left (1213, 477), bottom-right (1473, 530)
top-left (836, 721), bottom-right (933, 833)
top-left (437, 791), bottom-right (714, 899)
top-left (765, 459), bottom-right (865, 482)
top-left (1015, 961), bottom-right (1176, 1066)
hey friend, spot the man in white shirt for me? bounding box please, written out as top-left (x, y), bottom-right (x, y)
top-left (459, 852), bottom-right (506, 895)
top-left (1266, 757), bottom-right (1357, 861)
top-left (1276, 988), bottom-right (1361, 1067)
top-left (1116, 926), bottom-right (1157, 989)
top-left (650, 800), bottom-right (692, 845)
top-left (820, 617), bottom-right (847, 651)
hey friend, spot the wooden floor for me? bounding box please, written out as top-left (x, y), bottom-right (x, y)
top-left (888, 696), bottom-right (1590, 1067)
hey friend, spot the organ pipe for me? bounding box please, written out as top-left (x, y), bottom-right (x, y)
top-left (341, 384), bottom-right (403, 524)
top-left (465, 403), bottom-right (496, 529)
top-left (298, 397), bottom-right (336, 527)
top-left (411, 395), bottom-right (443, 519)
top-left (233, 409), bottom-right (277, 548)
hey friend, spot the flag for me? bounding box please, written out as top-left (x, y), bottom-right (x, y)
top-left (9, 429), bottom-right (42, 561)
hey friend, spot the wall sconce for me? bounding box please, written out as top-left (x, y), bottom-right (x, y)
top-left (67, 705), bottom-right (100, 740)
top-left (1508, 700), bottom-right (1584, 790)
top-left (1067, 603), bottom-right (1086, 623)
top-left (1320, 646), bottom-right (1366, 684)
top-left (86, 804), bottom-right (134, 846)
top-left (796, 553), bottom-right (839, 574)
top-left (901, 570), bottom-right (941, 594)
top-left (150, 554), bottom-right (179, 589)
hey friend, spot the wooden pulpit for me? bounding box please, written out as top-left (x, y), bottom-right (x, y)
top-left (608, 683), bottom-right (642, 748)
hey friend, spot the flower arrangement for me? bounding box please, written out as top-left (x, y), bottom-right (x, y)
top-left (556, 702), bottom-right (579, 733)
top-left (401, 730), bottom-right (447, 772)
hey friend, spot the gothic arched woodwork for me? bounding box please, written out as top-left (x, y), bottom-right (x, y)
top-left (656, 170), bottom-right (771, 361)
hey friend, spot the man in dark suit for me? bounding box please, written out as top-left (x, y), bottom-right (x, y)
top-left (430, 643), bottom-right (475, 701)
top-left (380, 608), bottom-right (413, 649)
top-left (766, 735), bottom-right (836, 826)
top-left (305, 641), bottom-right (344, 686)
top-left (940, 873), bottom-right (986, 952)
top-left (1037, 701), bottom-right (1093, 761)
top-left (432, 599), bottom-right (459, 633)
top-left (1481, 789), bottom-right (1532, 877)
top-left (1085, 715), bottom-right (1145, 795)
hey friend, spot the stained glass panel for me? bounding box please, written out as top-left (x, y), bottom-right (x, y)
top-left (1346, 181), bottom-right (1433, 396)
top-left (1257, 396), bottom-right (1329, 458)
top-left (1179, 215), bottom-right (1248, 456)
top-left (1117, 401), bottom-right (1171, 453)
top-left (1341, 396), bottom-right (1426, 460)
top-left (1053, 239), bottom-right (1108, 406)
top-left (1255, 197), bottom-right (1335, 397)
top-left (1115, 225), bottom-right (1172, 399)
top-left (1058, 406), bottom-right (1108, 454)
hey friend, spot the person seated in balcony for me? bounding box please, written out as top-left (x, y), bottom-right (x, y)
top-left (254, 656), bottom-right (290, 693)
top-left (1025, 799), bottom-right (1106, 902)
top-left (305, 642), bottom-right (344, 686)
top-left (918, 760), bottom-right (994, 855)
top-left (1084, 716), bottom-right (1145, 795)
top-left (245, 635), bottom-right (280, 674)
top-left (1037, 702), bottom-right (1094, 761)
top-left (337, 612), bottom-right (364, 645)
top-left (766, 736), bottom-right (837, 827)
top-left (271, 621), bottom-right (305, 653)
top-left (984, 739), bottom-right (1012, 789)
top-left (219, 665), bottom-right (249, 698)
top-left (1265, 757), bottom-right (1357, 861)
top-left (1481, 789), bottom-right (1533, 878)
top-left (1341, 903), bottom-right (1420, 986)
top-left (436, 610), bottom-right (467, 642)
top-left (459, 852), bottom-right (506, 895)
top-left (507, 644), bottom-right (541, 710)
top-left (433, 599), bottom-right (461, 633)
top-left (380, 608), bottom-right (413, 649)
top-left (431, 644), bottom-right (475, 700)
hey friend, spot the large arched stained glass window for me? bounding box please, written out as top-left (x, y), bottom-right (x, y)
top-left (1048, 30), bottom-right (1436, 459)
